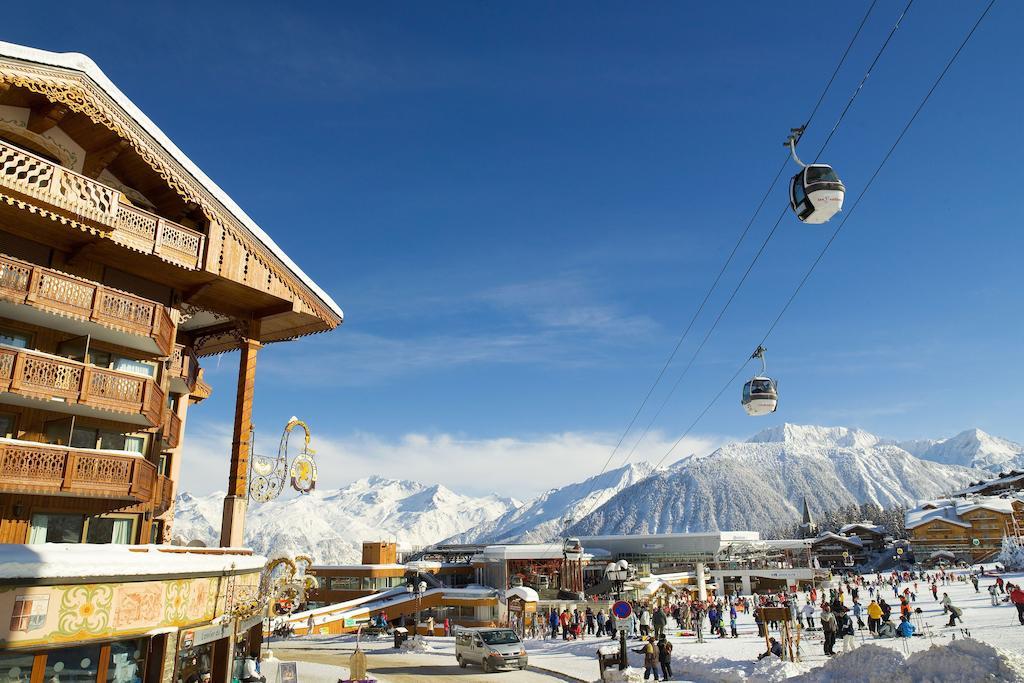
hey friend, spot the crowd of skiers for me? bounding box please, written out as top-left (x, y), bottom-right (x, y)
top-left (526, 564), bottom-right (1022, 675)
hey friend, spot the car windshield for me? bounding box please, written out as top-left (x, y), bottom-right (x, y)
top-left (806, 166), bottom-right (839, 184)
top-left (481, 630), bottom-right (521, 645)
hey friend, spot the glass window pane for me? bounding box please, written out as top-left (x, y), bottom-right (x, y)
top-left (71, 427), bottom-right (99, 449)
top-left (99, 431), bottom-right (127, 451)
top-left (123, 436), bottom-right (145, 454)
top-left (113, 357), bottom-right (155, 378)
top-left (0, 652), bottom-right (35, 681)
top-left (30, 514), bottom-right (84, 544)
top-left (43, 644), bottom-right (101, 682)
top-left (0, 329), bottom-right (30, 349)
top-left (0, 413), bottom-right (14, 439)
top-left (89, 350), bottom-right (112, 368)
top-left (107, 639), bottom-right (146, 682)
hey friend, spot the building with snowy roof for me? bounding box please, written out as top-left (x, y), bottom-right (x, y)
top-left (0, 40), bottom-right (340, 681)
top-left (906, 494), bottom-right (1024, 562)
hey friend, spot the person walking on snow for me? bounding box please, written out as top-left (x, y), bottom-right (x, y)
top-left (802, 601), bottom-right (816, 629)
top-left (931, 583), bottom-right (939, 601)
top-left (837, 609), bottom-right (855, 652)
top-left (657, 634), bottom-right (673, 680)
top-left (971, 575), bottom-right (980, 593)
top-left (997, 576), bottom-right (1005, 594)
top-left (940, 593), bottom-right (952, 614)
top-left (1009, 584), bottom-right (1024, 626)
top-left (652, 606), bottom-right (667, 640)
top-left (820, 605), bottom-right (838, 656)
top-left (632, 636), bottom-right (660, 681)
top-left (988, 584), bottom-right (1000, 607)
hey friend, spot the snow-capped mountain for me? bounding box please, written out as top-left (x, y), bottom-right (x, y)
top-left (895, 429), bottom-right (1024, 473)
top-left (173, 476), bottom-right (519, 564)
top-left (568, 424), bottom-right (989, 538)
top-left (445, 462), bottom-right (654, 545)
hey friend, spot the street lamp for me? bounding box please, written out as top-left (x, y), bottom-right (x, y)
top-left (604, 560), bottom-right (631, 670)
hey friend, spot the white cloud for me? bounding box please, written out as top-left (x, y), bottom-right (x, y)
top-left (177, 421), bottom-right (724, 501)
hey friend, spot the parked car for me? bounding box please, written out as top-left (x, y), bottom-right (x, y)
top-left (455, 628), bottom-right (528, 672)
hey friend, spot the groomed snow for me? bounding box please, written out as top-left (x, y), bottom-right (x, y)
top-left (271, 567), bottom-right (1024, 682)
top-left (0, 544), bottom-right (265, 579)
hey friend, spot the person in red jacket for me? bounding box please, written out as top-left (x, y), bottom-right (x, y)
top-left (1009, 584), bottom-right (1024, 626)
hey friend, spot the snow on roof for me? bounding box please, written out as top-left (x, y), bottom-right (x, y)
top-left (0, 544), bottom-right (265, 581)
top-left (905, 495), bottom-right (1021, 530)
top-left (479, 544), bottom-right (566, 560)
top-left (812, 532), bottom-right (863, 547)
top-left (505, 586), bottom-right (540, 602)
top-left (0, 41), bottom-right (342, 320)
top-left (839, 522), bottom-right (885, 535)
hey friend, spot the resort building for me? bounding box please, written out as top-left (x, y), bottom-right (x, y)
top-left (0, 41), bottom-right (340, 681)
top-left (905, 495), bottom-right (1024, 562)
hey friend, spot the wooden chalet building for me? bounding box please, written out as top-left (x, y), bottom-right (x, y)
top-left (0, 42), bottom-right (340, 681)
top-left (905, 495), bottom-right (1024, 562)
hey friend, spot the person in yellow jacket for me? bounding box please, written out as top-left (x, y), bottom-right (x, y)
top-left (866, 600), bottom-right (883, 635)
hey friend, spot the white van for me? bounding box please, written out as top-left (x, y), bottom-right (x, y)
top-left (455, 628), bottom-right (528, 672)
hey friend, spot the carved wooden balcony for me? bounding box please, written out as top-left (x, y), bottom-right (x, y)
top-left (162, 410), bottom-right (182, 450)
top-left (0, 440), bottom-right (157, 503)
top-left (0, 253), bottom-right (175, 356)
top-left (0, 139), bottom-right (205, 269)
top-left (0, 347), bottom-right (165, 427)
top-left (156, 474), bottom-right (174, 515)
top-left (168, 344), bottom-right (200, 394)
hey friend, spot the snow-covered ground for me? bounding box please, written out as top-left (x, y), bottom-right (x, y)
top-left (272, 568), bottom-right (1024, 682)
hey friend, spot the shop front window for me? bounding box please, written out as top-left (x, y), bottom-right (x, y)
top-left (107, 639), bottom-right (146, 683)
top-left (0, 652), bottom-right (34, 682)
top-left (177, 643), bottom-right (213, 683)
top-left (44, 644), bottom-right (101, 682)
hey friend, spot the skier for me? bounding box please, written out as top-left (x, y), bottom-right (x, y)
top-left (988, 584), bottom-right (1000, 607)
top-left (802, 601), bottom-right (816, 629)
top-left (971, 575), bottom-right (980, 593)
top-left (837, 609), bottom-right (856, 652)
top-left (1009, 584), bottom-right (1024, 626)
top-left (945, 602), bottom-right (963, 627)
top-left (997, 576), bottom-right (1005, 594)
top-left (820, 605), bottom-right (837, 656)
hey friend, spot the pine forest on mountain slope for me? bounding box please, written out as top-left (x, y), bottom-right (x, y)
top-left (173, 424), bottom-right (1021, 562)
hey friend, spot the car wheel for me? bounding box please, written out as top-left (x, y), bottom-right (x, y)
top-left (483, 660), bottom-right (492, 674)
top-left (457, 655), bottom-right (466, 668)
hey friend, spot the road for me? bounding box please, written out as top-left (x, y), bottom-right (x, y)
top-left (279, 646), bottom-right (575, 682)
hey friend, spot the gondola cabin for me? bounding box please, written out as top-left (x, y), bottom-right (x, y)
top-left (790, 164), bottom-right (845, 224)
top-left (742, 377), bottom-right (778, 416)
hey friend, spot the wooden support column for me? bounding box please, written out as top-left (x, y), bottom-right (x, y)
top-left (220, 321), bottom-right (261, 547)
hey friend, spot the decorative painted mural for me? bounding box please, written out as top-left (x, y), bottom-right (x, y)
top-left (0, 570), bottom-right (259, 649)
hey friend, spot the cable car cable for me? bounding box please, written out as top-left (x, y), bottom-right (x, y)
top-left (554, 1), bottom-right (886, 534)
top-left (648, 0), bottom-right (997, 473)
top-left (613, 0), bottom-right (917, 463)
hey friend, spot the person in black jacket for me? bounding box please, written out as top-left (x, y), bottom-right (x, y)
top-left (757, 637), bottom-right (783, 660)
top-left (657, 634), bottom-right (673, 680)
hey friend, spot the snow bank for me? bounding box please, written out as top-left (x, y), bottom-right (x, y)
top-left (904, 639), bottom-right (1024, 682)
top-left (400, 637), bottom-right (435, 653)
top-left (793, 639), bottom-right (1024, 682)
top-left (671, 653), bottom-right (806, 683)
top-left (602, 666), bottom-right (643, 682)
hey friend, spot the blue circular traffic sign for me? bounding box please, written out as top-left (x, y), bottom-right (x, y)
top-left (612, 600), bottom-right (632, 620)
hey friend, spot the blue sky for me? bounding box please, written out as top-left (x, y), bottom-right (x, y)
top-left (6, 1), bottom-right (1021, 498)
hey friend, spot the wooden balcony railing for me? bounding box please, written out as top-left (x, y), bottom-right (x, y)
top-left (0, 347), bottom-right (164, 426)
top-left (0, 139), bottom-right (205, 270)
top-left (0, 253), bottom-right (175, 356)
top-left (156, 474), bottom-right (174, 515)
top-left (162, 410), bottom-right (182, 449)
top-left (168, 344), bottom-right (200, 392)
top-left (0, 440), bottom-right (156, 503)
